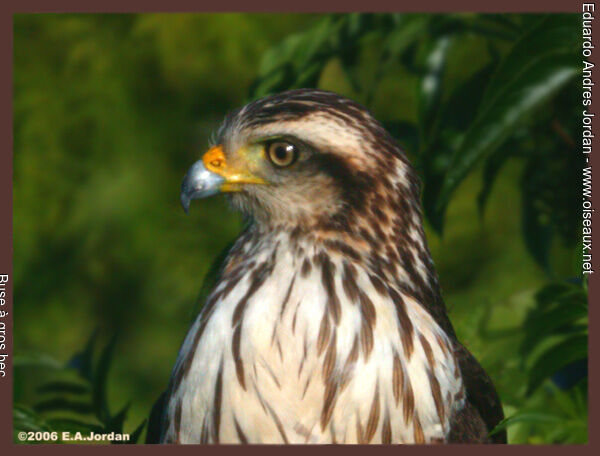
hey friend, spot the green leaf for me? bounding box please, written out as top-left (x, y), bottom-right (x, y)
top-left (37, 379), bottom-right (91, 396)
top-left (383, 120), bottom-right (419, 156)
top-left (527, 335), bottom-right (588, 395)
top-left (481, 14), bottom-right (580, 107)
top-left (435, 51), bottom-right (579, 224)
top-left (68, 330), bottom-right (97, 382)
top-left (549, 384), bottom-right (585, 419)
top-left (534, 282), bottom-right (573, 306)
top-left (92, 335), bottom-right (117, 422)
top-left (421, 62), bottom-right (495, 231)
top-left (46, 418), bottom-right (104, 434)
top-left (521, 304), bottom-right (587, 358)
top-left (521, 281), bottom-right (587, 359)
top-left (33, 397), bottom-right (94, 415)
top-left (533, 282), bottom-right (587, 310)
top-left (477, 147), bottom-right (511, 217)
top-left (250, 16), bottom-right (338, 98)
top-left (470, 14), bottom-right (521, 36)
top-left (418, 35), bottom-right (452, 149)
top-left (13, 352), bottom-right (64, 371)
top-left (438, 62), bottom-right (497, 135)
top-left (364, 15), bottom-right (430, 106)
top-left (432, 14), bottom-right (580, 227)
top-left (491, 411), bottom-right (564, 435)
top-left (534, 281), bottom-right (587, 310)
top-left (384, 15), bottom-right (429, 59)
top-left (521, 160), bottom-right (554, 269)
top-left (145, 392), bottom-right (166, 444)
top-left (290, 16), bottom-right (335, 70)
top-left (108, 403), bottom-right (131, 432)
top-left (13, 404), bottom-right (53, 433)
top-left (123, 419), bottom-right (147, 444)
top-left (548, 421), bottom-right (588, 444)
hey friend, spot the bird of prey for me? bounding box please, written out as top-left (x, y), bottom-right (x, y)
top-left (160, 89), bottom-right (505, 444)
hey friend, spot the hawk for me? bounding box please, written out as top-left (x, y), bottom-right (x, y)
top-left (160, 89), bottom-right (505, 444)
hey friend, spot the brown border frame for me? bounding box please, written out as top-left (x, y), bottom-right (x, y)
top-left (0, 1), bottom-right (595, 454)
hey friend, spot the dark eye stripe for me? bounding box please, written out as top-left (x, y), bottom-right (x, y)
top-left (309, 152), bottom-right (376, 212)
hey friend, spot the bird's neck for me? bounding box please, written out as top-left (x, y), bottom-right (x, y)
top-left (224, 217), bottom-right (448, 336)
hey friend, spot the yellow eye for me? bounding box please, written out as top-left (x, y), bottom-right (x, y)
top-left (266, 141), bottom-right (298, 168)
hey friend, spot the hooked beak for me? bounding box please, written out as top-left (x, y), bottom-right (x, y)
top-left (180, 159), bottom-right (225, 214)
top-left (180, 145), bottom-right (267, 214)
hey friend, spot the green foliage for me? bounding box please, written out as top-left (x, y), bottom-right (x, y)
top-left (14, 335), bottom-right (145, 444)
top-left (492, 384), bottom-right (588, 444)
top-left (522, 281), bottom-right (588, 395)
top-left (13, 13), bottom-right (296, 434)
top-left (13, 13), bottom-right (587, 444)
top-left (251, 13), bottom-right (582, 271)
top-left (489, 280), bottom-right (588, 442)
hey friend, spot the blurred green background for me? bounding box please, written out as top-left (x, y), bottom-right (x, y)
top-left (13, 13), bottom-right (587, 444)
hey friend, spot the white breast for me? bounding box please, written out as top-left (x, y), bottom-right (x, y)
top-left (161, 234), bottom-right (465, 443)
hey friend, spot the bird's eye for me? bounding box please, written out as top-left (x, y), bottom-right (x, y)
top-left (266, 141), bottom-right (298, 168)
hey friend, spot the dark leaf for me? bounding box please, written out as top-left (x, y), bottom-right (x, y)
top-left (521, 281), bottom-right (587, 359)
top-left (527, 335), bottom-right (588, 395)
top-left (477, 148), bottom-right (512, 217)
top-left (13, 353), bottom-right (63, 371)
top-left (417, 35), bottom-right (453, 148)
top-left (535, 282), bottom-right (574, 306)
top-left (13, 405), bottom-right (53, 433)
top-left (250, 16), bottom-right (337, 98)
top-left (383, 14), bottom-right (430, 69)
top-left (521, 304), bottom-right (587, 359)
top-left (37, 380), bottom-right (91, 396)
top-left (124, 419), bottom-right (147, 444)
top-left (521, 160), bottom-right (553, 270)
top-left (68, 330), bottom-right (98, 382)
top-left (421, 62), bottom-right (496, 230)
top-left (481, 14), bottom-right (580, 107)
top-left (383, 120), bottom-right (419, 156)
top-left (472, 14), bottom-right (521, 34)
top-left (92, 335), bottom-right (117, 422)
top-left (46, 418), bottom-right (104, 434)
top-left (490, 411), bottom-right (564, 435)
top-left (33, 397), bottom-right (94, 415)
top-left (145, 392), bottom-right (166, 444)
top-left (106, 402), bottom-right (130, 433)
top-left (437, 62), bottom-right (497, 135)
top-left (436, 51), bottom-right (579, 225)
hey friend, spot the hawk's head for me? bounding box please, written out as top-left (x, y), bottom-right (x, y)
top-left (181, 89), bottom-right (419, 237)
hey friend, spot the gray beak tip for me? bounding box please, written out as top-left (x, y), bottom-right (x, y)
top-left (180, 159), bottom-right (225, 214)
top-left (180, 194), bottom-right (190, 215)
top-left (180, 179), bottom-right (192, 214)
